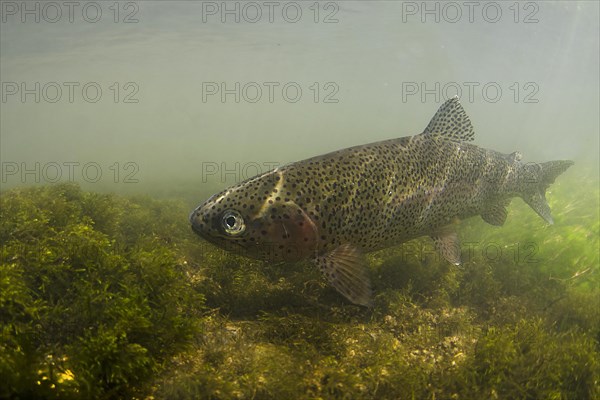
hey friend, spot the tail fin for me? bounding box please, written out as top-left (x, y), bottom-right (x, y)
top-left (521, 160), bottom-right (574, 225)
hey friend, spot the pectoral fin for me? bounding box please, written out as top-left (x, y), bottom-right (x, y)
top-left (431, 226), bottom-right (461, 265)
top-left (316, 244), bottom-right (373, 307)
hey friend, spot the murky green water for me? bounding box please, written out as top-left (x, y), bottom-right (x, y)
top-left (1, 1), bottom-right (598, 399)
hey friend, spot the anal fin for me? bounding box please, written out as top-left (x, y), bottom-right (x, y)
top-left (316, 243), bottom-right (373, 307)
top-left (431, 226), bottom-right (461, 265)
top-left (481, 199), bottom-right (510, 226)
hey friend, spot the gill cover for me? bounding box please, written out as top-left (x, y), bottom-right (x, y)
top-left (253, 200), bottom-right (319, 262)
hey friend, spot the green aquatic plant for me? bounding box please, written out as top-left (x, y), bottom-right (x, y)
top-left (1, 184), bottom-right (203, 399)
top-left (1, 174), bottom-right (598, 399)
top-left (461, 318), bottom-right (599, 399)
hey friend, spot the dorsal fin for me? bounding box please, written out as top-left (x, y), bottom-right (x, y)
top-left (422, 96), bottom-right (475, 142)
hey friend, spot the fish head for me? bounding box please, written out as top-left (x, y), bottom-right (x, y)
top-left (190, 170), bottom-right (319, 262)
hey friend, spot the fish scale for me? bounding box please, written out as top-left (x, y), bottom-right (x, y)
top-left (190, 96), bottom-right (573, 306)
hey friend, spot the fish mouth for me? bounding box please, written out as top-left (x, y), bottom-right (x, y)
top-left (189, 209), bottom-right (247, 253)
top-left (189, 207), bottom-right (207, 237)
top-left (189, 204), bottom-right (225, 244)
top-left (190, 221), bottom-right (203, 236)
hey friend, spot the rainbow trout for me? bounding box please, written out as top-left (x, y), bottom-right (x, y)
top-left (190, 97), bottom-right (573, 306)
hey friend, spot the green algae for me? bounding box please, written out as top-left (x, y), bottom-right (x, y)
top-left (1, 185), bottom-right (203, 399)
top-left (1, 176), bottom-right (598, 399)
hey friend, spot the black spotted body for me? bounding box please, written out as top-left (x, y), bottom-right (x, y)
top-left (190, 97), bottom-right (573, 306)
top-left (274, 136), bottom-right (517, 255)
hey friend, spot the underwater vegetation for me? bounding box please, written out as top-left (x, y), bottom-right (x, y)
top-left (1, 173), bottom-right (598, 399)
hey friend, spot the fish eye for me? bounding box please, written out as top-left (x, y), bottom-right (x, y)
top-left (221, 209), bottom-right (245, 235)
